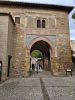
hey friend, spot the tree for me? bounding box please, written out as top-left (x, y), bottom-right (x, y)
top-left (31, 50), bottom-right (43, 58)
top-left (72, 13), bottom-right (75, 19)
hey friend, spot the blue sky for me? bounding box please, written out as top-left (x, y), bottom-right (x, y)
top-left (69, 8), bottom-right (75, 40)
top-left (9, 0), bottom-right (75, 6)
top-left (9, 0), bottom-right (75, 40)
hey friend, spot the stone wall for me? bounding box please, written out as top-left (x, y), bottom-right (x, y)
top-left (0, 15), bottom-right (14, 81)
top-left (0, 16), bottom-right (8, 80)
top-left (7, 16), bottom-right (15, 77)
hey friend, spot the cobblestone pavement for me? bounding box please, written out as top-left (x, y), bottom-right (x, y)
top-left (0, 72), bottom-right (75, 100)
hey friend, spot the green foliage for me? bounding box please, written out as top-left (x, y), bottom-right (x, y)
top-left (31, 50), bottom-right (43, 58)
top-left (72, 13), bottom-right (75, 19)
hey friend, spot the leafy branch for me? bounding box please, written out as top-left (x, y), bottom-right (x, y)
top-left (72, 13), bottom-right (75, 19)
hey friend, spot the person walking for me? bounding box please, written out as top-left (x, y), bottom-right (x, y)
top-left (32, 63), bottom-right (34, 71)
top-left (36, 64), bottom-right (38, 73)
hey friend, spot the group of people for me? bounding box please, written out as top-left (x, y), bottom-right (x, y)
top-left (32, 63), bottom-right (42, 73)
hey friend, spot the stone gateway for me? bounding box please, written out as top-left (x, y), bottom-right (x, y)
top-left (0, 1), bottom-right (73, 81)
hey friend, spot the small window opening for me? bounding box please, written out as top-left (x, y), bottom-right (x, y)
top-left (42, 20), bottom-right (45, 28)
top-left (15, 17), bottom-right (20, 24)
top-left (37, 20), bottom-right (41, 28)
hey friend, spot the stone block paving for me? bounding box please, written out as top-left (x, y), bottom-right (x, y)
top-left (43, 76), bottom-right (75, 100)
top-left (0, 78), bottom-right (43, 100)
top-left (0, 73), bottom-right (75, 100)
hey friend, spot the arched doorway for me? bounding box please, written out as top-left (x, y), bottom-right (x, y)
top-left (30, 40), bottom-right (51, 73)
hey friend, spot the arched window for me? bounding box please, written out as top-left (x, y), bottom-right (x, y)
top-left (37, 19), bottom-right (46, 28)
top-left (37, 20), bottom-right (41, 28)
top-left (42, 20), bottom-right (45, 28)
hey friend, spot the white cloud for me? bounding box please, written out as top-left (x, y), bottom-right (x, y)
top-left (70, 29), bottom-right (75, 40)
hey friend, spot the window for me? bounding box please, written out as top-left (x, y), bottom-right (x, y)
top-left (37, 19), bottom-right (46, 28)
top-left (37, 20), bottom-right (41, 28)
top-left (42, 20), bottom-right (45, 28)
top-left (15, 17), bottom-right (20, 24)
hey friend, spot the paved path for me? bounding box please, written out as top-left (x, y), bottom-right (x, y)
top-left (0, 72), bottom-right (75, 100)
